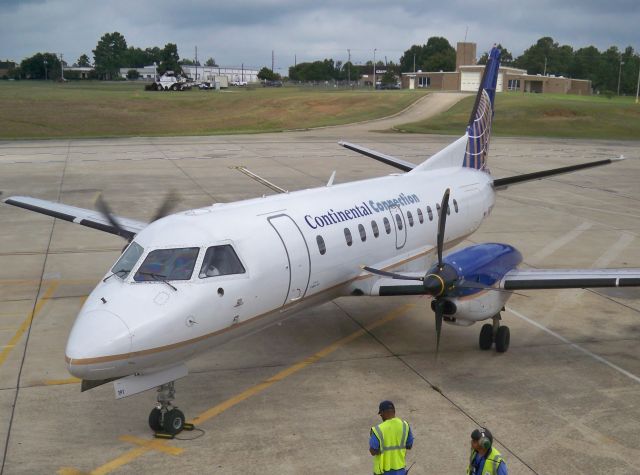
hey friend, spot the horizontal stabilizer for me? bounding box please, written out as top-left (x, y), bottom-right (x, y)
top-left (339, 141), bottom-right (416, 172)
top-left (501, 268), bottom-right (640, 290)
top-left (493, 157), bottom-right (624, 189)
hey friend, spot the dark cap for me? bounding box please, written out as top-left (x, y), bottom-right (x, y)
top-left (378, 400), bottom-right (395, 414)
top-left (471, 428), bottom-right (493, 444)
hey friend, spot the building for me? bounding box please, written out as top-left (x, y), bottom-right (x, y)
top-left (0, 61), bottom-right (16, 78)
top-left (119, 65), bottom-right (259, 83)
top-left (63, 66), bottom-right (94, 79)
top-left (402, 42), bottom-right (591, 95)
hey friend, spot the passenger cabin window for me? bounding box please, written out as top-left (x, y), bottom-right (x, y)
top-left (453, 199), bottom-right (459, 213)
top-left (395, 214), bottom-right (403, 230)
top-left (135, 247), bottom-right (199, 282)
top-left (426, 206), bottom-right (433, 221)
top-left (371, 220), bottom-right (380, 238)
top-left (407, 211), bottom-right (414, 227)
top-left (383, 217), bottom-right (391, 234)
top-left (358, 224), bottom-right (366, 242)
top-left (417, 208), bottom-right (424, 224)
top-left (112, 242), bottom-right (144, 279)
top-left (316, 235), bottom-right (326, 255)
top-left (344, 228), bottom-right (353, 246)
top-left (199, 245), bottom-right (246, 278)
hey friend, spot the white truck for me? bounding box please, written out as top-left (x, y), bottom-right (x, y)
top-left (154, 71), bottom-right (192, 91)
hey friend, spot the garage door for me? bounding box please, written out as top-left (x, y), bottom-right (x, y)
top-left (460, 71), bottom-right (480, 91)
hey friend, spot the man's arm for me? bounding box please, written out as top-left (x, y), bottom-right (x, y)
top-left (497, 460), bottom-right (507, 475)
top-left (369, 431), bottom-right (381, 456)
top-left (405, 426), bottom-right (414, 450)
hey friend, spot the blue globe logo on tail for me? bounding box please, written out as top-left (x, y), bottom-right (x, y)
top-left (464, 46), bottom-right (501, 171)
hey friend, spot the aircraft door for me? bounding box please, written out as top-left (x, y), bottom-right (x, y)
top-left (388, 205), bottom-right (407, 249)
top-left (268, 214), bottom-right (311, 306)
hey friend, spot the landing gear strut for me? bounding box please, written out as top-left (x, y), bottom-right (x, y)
top-left (148, 381), bottom-right (193, 438)
top-left (479, 314), bottom-right (510, 353)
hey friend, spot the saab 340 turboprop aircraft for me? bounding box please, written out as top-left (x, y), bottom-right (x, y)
top-left (4, 47), bottom-right (640, 436)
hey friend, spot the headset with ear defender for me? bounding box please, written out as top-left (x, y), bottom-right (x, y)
top-left (477, 428), bottom-right (492, 450)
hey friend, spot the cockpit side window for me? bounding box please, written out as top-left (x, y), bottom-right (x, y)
top-left (199, 245), bottom-right (246, 278)
top-left (112, 242), bottom-right (144, 279)
top-left (134, 247), bottom-right (199, 282)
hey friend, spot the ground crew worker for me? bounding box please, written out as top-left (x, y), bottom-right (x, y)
top-left (369, 400), bottom-right (413, 475)
top-left (467, 428), bottom-right (507, 475)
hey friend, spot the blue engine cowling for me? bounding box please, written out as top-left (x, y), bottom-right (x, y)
top-left (440, 243), bottom-right (522, 323)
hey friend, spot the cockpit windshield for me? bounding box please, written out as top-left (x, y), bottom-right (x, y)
top-left (134, 247), bottom-right (199, 282)
top-left (112, 242), bottom-right (144, 279)
top-left (199, 245), bottom-right (245, 278)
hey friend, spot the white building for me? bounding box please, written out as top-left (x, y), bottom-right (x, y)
top-left (119, 65), bottom-right (259, 83)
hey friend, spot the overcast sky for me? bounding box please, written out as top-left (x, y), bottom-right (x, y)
top-left (2, 0), bottom-right (638, 71)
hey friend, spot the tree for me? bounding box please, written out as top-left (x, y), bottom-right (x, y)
top-left (478, 44), bottom-right (513, 65)
top-left (20, 52), bottom-right (61, 80)
top-left (399, 37), bottom-right (455, 72)
top-left (258, 67), bottom-right (280, 81)
top-left (93, 32), bottom-right (127, 79)
top-left (126, 69), bottom-right (140, 80)
top-left (158, 43), bottom-right (181, 74)
top-left (77, 54), bottom-right (91, 67)
top-left (514, 37), bottom-right (573, 76)
top-left (205, 57), bottom-right (217, 67)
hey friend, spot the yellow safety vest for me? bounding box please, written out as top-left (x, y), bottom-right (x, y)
top-left (371, 417), bottom-right (410, 475)
top-left (466, 447), bottom-right (504, 475)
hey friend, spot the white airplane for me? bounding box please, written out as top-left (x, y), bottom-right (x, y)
top-left (4, 47), bottom-right (639, 436)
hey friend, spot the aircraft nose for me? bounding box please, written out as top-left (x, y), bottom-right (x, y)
top-left (65, 309), bottom-right (132, 379)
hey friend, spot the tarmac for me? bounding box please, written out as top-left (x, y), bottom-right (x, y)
top-left (0, 93), bottom-right (639, 474)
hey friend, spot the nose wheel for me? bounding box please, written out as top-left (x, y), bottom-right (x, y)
top-left (148, 381), bottom-right (194, 438)
top-left (479, 314), bottom-right (510, 353)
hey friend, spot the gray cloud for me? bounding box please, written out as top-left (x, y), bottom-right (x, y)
top-left (0, 0), bottom-right (637, 71)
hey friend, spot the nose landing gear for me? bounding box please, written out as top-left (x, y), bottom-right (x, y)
top-left (148, 381), bottom-right (194, 438)
top-left (479, 313), bottom-right (510, 353)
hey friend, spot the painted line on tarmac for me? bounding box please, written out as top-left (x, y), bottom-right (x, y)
top-left (507, 306), bottom-right (640, 385)
top-left (43, 377), bottom-right (81, 386)
top-left (59, 303), bottom-right (414, 475)
top-left (530, 221), bottom-right (592, 263)
top-left (0, 281), bottom-right (59, 368)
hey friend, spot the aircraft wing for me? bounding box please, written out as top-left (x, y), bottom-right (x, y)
top-left (338, 141), bottom-right (416, 172)
top-left (500, 268), bottom-right (640, 290)
top-left (3, 196), bottom-right (147, 240)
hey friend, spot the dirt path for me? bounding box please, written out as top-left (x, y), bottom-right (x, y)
top-left (306, 91), bottom-right (471, 136)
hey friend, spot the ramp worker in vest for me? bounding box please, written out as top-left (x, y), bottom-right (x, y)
top-left (467, 427), bottom-right (507, 475)
top-left (369, 400), bottom-right (414, 475)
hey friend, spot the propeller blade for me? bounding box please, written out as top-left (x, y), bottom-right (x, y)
top-left (433, 299), bottom-right (445, 360)
top-left (150, 190), bottom-right (178, 223)
top-left (436, 188), bottom-right (450, 267)
top-left (95, 194), bottom-right (130, 240)
top-left (361, 266), bottom-right (424, 281)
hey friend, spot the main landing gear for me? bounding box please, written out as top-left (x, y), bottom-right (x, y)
top-left (148, 381), bottom-right (194, 439)
top-left (479, 313), bottom-right (510, 353)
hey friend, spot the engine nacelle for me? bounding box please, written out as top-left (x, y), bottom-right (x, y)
top-left (435, 289), bottom-right (510, 324)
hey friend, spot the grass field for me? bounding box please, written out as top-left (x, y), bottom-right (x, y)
top-left (395, 92), bottom-right (640, 140)
top-left (0, 81), bottom-right (424, 139)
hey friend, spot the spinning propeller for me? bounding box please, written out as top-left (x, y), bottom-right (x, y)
top-left (96, 191), bottom-right (178, 243)
top-left (363, 188), bottom-right (517, 359)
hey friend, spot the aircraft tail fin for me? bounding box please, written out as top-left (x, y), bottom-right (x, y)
top-left (463, 46), bottom-right (501, 171)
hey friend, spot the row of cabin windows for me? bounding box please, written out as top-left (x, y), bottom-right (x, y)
top-left (315, 199), bottom-right (460, 255)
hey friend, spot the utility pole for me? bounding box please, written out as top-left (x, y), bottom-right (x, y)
top-left (347, 49), bottom-right (351, 86)
top-left (242, 63), bottom-right (244, 82)
top-left (636, 62), bottom-right (640, 104)
top-left (413, 54), bottom-right (416, 73)
top-left (43, 59), bottom-right (48, 81)
top-left (194, 46), bottom-right (198, 81)
top-left (60, 53), bottom-right (64, 80)
top-left (543, 56), bottom-right (547, 76)
top-left (617, 60), bottom-right (625, 95)
top-left (373, 48), bottom-right (377, 89)
top-left (271, 50), bottom-right (274, 72)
